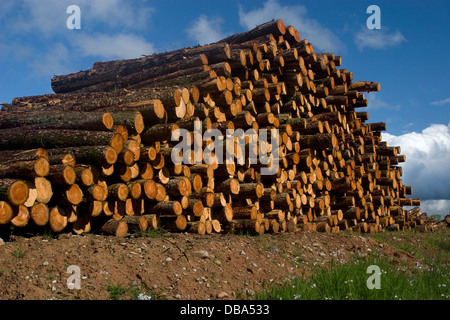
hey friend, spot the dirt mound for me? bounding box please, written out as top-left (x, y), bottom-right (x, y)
top-left (0, 230), bottom-right (423, 300)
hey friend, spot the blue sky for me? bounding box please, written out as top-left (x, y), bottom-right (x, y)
top-left (0, 0), bottom-right (449, 216)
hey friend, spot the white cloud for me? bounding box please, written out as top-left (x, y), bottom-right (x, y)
top-left (366, 92), bottom-right (401, 111)
top-left (30, 42), bottom-right (70, 76)
top-left (186, 15), bottom-right (228, 45)
top-left (431, 98), bottom-right (450, 106)
top-left (382, 123), bottom-right (450, 202)
top-left (4, 0), bottom-right (153, 36)
top-left (238, 0), bottom-right (344, 52)
top-left (72, 33), bottom-right (155, 60)
top-left (418, 200), bottom-right (450, 218)
top-left (354, 27), bottom-right (406, 51)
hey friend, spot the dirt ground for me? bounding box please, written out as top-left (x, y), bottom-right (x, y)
top-left (0, 228), bottom-right (439, 300)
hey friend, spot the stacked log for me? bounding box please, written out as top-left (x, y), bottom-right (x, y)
top-left (0, 19), bottom-right (429, 237)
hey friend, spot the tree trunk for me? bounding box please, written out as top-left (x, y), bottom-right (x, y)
top-left (218, 20), bottom-right (286, 44)
top-left (0, 179), bottom-right (29, 206)
top-left (0, 128), bottom-right (124, 154)
top-left (30, 202), bottom-right (49, 227)
top-left (99, 218), bottom-right (128, 237)
top-left (0, 201), bottom-right (13, 224)
top-left (0, 157), bottom-right (50, 178)
top-left (47, 145), bottom-right (118, 167)
top-left (0, 110), bottom-right (114, 131)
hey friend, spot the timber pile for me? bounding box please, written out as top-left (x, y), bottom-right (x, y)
top-left (0, 19), bottom-right (431, 237)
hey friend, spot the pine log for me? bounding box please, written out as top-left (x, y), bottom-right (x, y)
top-left (150, 201), bottom-right (183, 215)
top-left (187, 221), bottom-right (206, 235)
top-left (0, 157), bottom-right (50, 178)
top-left (0, 179), bottom-right (29, 206)
top-left (47, 164), bottom-right (77, 185)
top-left (216, 178), bottom-right (240, 195)
top-left (134, 214), bottom-right (159, 231)
top-left (10, 204), bottom-right (30, 227)
top-left (0, 201), bottom-right (13, 224)
top-left (30, 202), bottom-right (49, 227)
top-left (0, 110), bottom-right (114, 131)
top-left (159, 214), bottom-right (187, 231)
top-left (99, 219), bottom-right (128, 237)
top-left (74, 165), bottom-right (95, 187)
top-left (0, 128), bottom-right (124, 153)
top-left (141, 123), bottom-right (180, 144)
top-left (34, 177), bottom-right (53, 204)
top-left (218, 19), bottom-right (286, 44)
top-left (86, 184), bottom-right (107, 201)
top-left (49, 206), bottom-right (68, 232)
top-left (109, 111), bottom-right (145, 134)
top-left (107, 183), bottom-right (129, 201)
top-left (348, 81), bottom-right (380, 92)
top-left (0, 148), bottom-right (49, 163)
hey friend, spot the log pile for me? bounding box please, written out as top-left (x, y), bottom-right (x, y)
top-left (0, 19), bottom-right (431, 237)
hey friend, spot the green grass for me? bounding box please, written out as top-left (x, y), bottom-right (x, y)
top-left (11, 248), bottom-right (26, 259)
top-left (107, 284), bottom-right (140, 300)
top-left (138, 228), bottom-right (165, 239)
top-left (106, 282), bottom-right (166, 300)
top-left (252, 230), bottom-right (450, 300)
top-left (253, 255), bottom-right (450, 300)
top-left (364, 230), bottom-right (450, 264)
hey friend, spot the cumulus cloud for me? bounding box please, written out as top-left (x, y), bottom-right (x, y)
top-left (72, 33), bottom-right (155, 60)
top-left (238, 0), bottom-right (344, 52)
top-left (186, 15), bottom-right (228, 45)
top-left (431, 98), bottom-right (450, 106)
top-left (382, 123), bottom-right (450, 204)
top-left (0, 0), bottom-right (156, 78)
top-left (354, 26), bottom-right (406, 51)
top-left (30, 42), bottom-right (71, 76)
top-left (5, 0), bottom-right (153, 36)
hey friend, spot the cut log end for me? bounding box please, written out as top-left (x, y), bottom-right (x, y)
top-left (6, 180), bottom-right (29, 206)
top-left (30, 203), bottom-right (49, 227)
top-left (49, 206), bottom-right (68, 232)
top-left (35, 157), bottom-right (50, 177)
top-left (102, 112), bottom-right (114, 130)
top-left (11, 204), bottom-right (30, 227)
top-left (0, 201), bottom-right (13, 224)
top-left (65, 184), bottom-right (83, 205)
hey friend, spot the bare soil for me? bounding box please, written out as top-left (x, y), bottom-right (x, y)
top-left (0, 229), bottom-right (437, 300)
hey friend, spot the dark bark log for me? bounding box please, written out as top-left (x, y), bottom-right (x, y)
top-left (218, 19), bottom-right (286, 44)
top-left (0, 110), bottom-right (114, 131)
top-left (0, 128), bottom-right (124, 153)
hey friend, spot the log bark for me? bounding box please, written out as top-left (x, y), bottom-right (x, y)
top-left (99, 219), bottom-right (128, 237)
top-left (218, 20), bottom-right (286, 44)
top-left (150, 201), bottom-right (183, 215)
top-left (0, 110), bottom-right (114, 131)
top-left (159, 214), bottom-right (187, 231)
top-left (0, 201), bottom-right (13, 224)
top-left (0, 128), bottom-right (124, 154)
top-left (0, 148), bottom-right (49, 163)
top-left (47, 164), bottom-right (77, 185)
top-left (0, 157), bottom-right (50, 178)
top-left (47, 146), bottom-right (118, 167)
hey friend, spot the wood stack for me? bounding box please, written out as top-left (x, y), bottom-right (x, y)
top-left (0, 19), bottom-right (426, 237)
